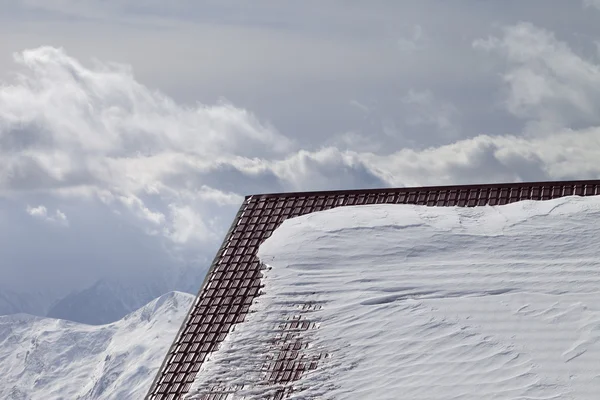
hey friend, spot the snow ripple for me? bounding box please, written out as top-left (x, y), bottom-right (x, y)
top-left (188, 196), bottom-right (600, 399)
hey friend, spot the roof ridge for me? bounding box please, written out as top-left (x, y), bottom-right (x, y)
top-left (246, 179), bottom-right (600, 199)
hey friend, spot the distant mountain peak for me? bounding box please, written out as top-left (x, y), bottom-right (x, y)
top-left (0, 292), bottom-right (194, 400)
top-left (45, 266), bottom-right (204, 325)
top-left (127, 291), bottom-right (192, 323)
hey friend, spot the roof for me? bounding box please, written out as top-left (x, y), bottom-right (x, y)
top-left (147, 179), bottom-right (600, 400)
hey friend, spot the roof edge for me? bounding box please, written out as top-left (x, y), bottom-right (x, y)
top-left (244, 179), bottom-right (600, 200)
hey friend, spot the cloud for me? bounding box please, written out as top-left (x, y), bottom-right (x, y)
top-left (583, 0), bottom-right (600, 10)
top-left (401, 89), bottom-right (459, 137)
top-left (473, 22), bottom-right (600, 133)
top-left (166, 204), bottom-right (216, 245)
top-left (0, 46), bottom-right (390, 297)
top-left (0, 46), bottom-right (293, 245)
top-left (272, 148), bottom-right (387, 192)
top-left (26, 204), bottom-right (68, 226)
top-left (4, 43), bottom-right (600, 234)
top-left (338, 89), bottom-right (461, 152)
top-left (3, 36), bottom-right (600, 302)
top-left (361, 128), bottom-right (600, 187)
top-left (397, 24), bottom-right (425, 52)
top-left (349, 100), bottom-right (370, 113)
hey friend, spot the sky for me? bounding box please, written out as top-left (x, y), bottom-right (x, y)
top-left (2, 1), bottom-right (600, 299)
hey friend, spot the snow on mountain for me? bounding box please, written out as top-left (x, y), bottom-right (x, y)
top-left (45, 279), bottom-right (148, 326)
top-left (0, 291), bottom-right (194, 400)
top-left (44, 264), bottom-right (204, 325)
top-left (189, 196), bottom-right (600, 399)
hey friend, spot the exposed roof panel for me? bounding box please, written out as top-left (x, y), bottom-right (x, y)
top-left (147, 180), bottom-right (600, 400)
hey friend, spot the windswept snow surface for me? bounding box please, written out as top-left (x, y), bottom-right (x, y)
top-left (188, 196), bottom-right (600, 399)
top-left (0, 291), bottom-right (193, 400)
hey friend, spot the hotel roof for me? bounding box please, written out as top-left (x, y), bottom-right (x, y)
top-left (146, 179), bottom-right (600, 400)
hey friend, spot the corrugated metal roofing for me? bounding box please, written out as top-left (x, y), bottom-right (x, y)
top-left (146, 180), bottom-right (600, 400)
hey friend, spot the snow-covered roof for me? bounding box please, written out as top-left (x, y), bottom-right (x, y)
top-left (147, 180), bottom-right (600, 400)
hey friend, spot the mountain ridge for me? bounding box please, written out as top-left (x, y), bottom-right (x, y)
top-left (0, 291), bottom-right (193, 400)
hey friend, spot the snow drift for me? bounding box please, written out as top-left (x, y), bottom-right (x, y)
top-left (188, 196), bottom-right (600, 399)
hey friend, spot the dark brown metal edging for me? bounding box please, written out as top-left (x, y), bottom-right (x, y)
top-left (250, 179), bottom-right (600, 199)
top-left (147, 179), bottom-right (600, 400)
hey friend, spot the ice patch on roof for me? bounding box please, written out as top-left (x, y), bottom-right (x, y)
top-left (187, 196), bottom-right (600, 399)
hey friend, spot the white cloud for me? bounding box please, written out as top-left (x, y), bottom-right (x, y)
top-left (397, 24), bottom-right (425, 52)
top-left (165, 205), bottom-right (216, 245)
top-left (271, 148), bottom-right (384, 192)
top-left (401, 89), bottom-right (459, 136)
top-left (196, 186), bottom-right (244, 205)
top-left (583, 0), bottom-right (600, 10)
top-left (4, 37), bottom-right (600, 302)
top-left (26, 204), bottom-right (68, 226)
top-left (26, 205), bottom-right (47, 218)
top-left (360, 127), bottom-right (600, 186)
top-left (0, 46), bottom-right (292, 248)
top-left (54, 209), bottom-right (68, 224)
top-left (117, 194), bottom-right (165, 226)
top-left (473, 22), bottom-right (600, 133)
top-left (349, 100), bottom-right (370, 113)
top-left (4, 44), bottom-right (600, 224)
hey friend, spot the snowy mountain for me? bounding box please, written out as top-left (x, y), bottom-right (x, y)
top-left (0, 291), bottom-right (194, 400)
top-left (45, 270), bottom-right (201, 325)
top-left (9, 264), bottom-right (204, 325)
top-left (45, 279), bottom-right (154, 326)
